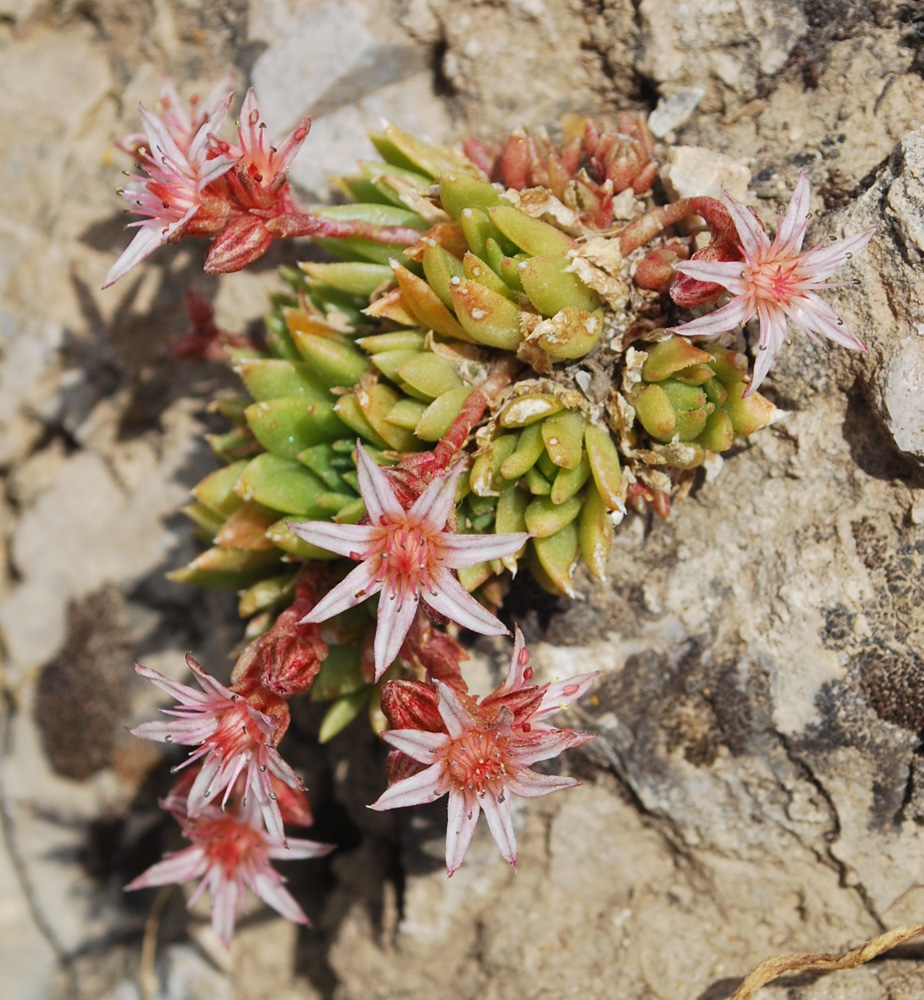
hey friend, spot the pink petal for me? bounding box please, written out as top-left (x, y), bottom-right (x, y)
top-left (195, 144), bottom-right (238, 190)
top-left (381, 728), bottom-right (450, 763)
top-left (744, 304), bottom-right (788, 395)
top-left (266, 838), bottom-right (336, 862)
top-left (424, 566), bottom-right (508, 636)
top-left (139, 104), bottom-right (187, 168)
top-left (285, 519), bottom-right (378, 558)
top-left (185, 655), bottom-right (238, 700)
top-left (508, 729), bottom-right (587, 766)
top-left (125, 846), bottom-right (207, 890)
top-left (273, 115), bottom-right (312, 173)
top-left (498, 626), bottom-right (529, 694)
top-left (783, 293), bottom-right (867, 352)
top-left (197, 74), bottom-right (236, 122)
top-left (298, 561), bottom-right (383, 624)
top-left (505, 771), bottom-right (582, 798)
top-left (368, 760), bottom-right (449, 810)
top-left (103, 224), bottom-right (169, 288)
top-left (265, 751), bottom-right (302, 789)
top-left (774, 170), bottom-right (810, 252)
top-left (355, 444), bottom-right (403, 523)
top-left (251, 869), bottom-right (310, 925)
top-left (445, 787), bottom-right (481, 875)
top-left (673, 259), bottom-right (749, 294)
top-left (534, 672), bottom-right (598, 720)
top-left (797, 227), bottom-right (877, 281)
top-left (133, 662), bottom-right (213, 705)
top-left (409, 462), bottom-right (465, 531)
top-left (671, 294), bottom-right (755, 339)
top-left (209, 877), bottom-right (242, 948)
top-left (439, 530), bottom-right (530, 569)
top-left (259, 798), bottom-right (286, 844)
top-left (373, 589), bottom-right (421, 679)
top-left (479, 791), bottom-right (517, 868)
top-left (187, 755), bottom-right (223, 813)
top-left (723, 193), bottom-right (770, 258)
top-left (129, 718), bottom-right (217, 744)
top-left (436, 683), bottom-right (476, 741)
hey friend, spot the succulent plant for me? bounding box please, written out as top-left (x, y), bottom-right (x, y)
top-left (170, 118), bottom-right (777, 726)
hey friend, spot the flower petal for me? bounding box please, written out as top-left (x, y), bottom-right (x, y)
top-left (723, 192), bottom-right (771, 257)
top-left (439, 530), bottom-right (530, 569)
top-left (797, 227), bottom-right (877, 281)
top-left (298, 562), bottom-right (383, 625)
top-left (251, 869), bottom-right (310, 926)
top-left (435, 683), bottom-right (476, 741)
top-left (671, 294), bottom-right (755, 339)
top-left (673, 259), bottom-right (749, 294)
top-left (129, 717), bottom-right (218, 744)
top-left (744, 303), bottom-right (788, 395)
top-left (133, 662), bottom-right (214, 706)
top-left (266, 838), bottom-right (336, 862)
top-left (424, 567), bottom-right (508, 636)
top-left (774, 170), bottom-right (810, 252)
top-left (784, 293), bottom-right (867, 352)
top-left (125, 846), bottom-right (207, 890)
top-left (373, 589), bottom-right (421, 679)
top-left (498, 625), bottom-right (529, 694)
top-left (381, 728), bottom-right (450, 763)
top-left (479, 790), bottom-right (517, 868)
top-left (446, 787), bottom-right (481, 876)
top-left (103, 224), bottom-right (171, 288)
top-left (534, 672), bottom-right (598, 720)
top-left (504, 770), bottom-right (582, 798)
top-left (508, 728), bottom-right (589, 765)
top-left (273, 116), bottom-right (313, 173)
top-left (409, 461), bottom-right (465, 532)
top-left (285, 519), bottom-right (378, 558)
top-left (356, 444), bottom-right (403, 523)
top-left (368, 760), bottom-right (449, 810)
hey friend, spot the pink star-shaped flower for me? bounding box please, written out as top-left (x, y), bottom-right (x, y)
top-left (126, 792), bottom-right (332, 947)
top-left (130, 655), bottom-right (301, 842)
top-left (369, 628), bottom-right (595, 875)
top-left (104, 98), bottom-right (238, 287)
top-left (288, 445), bottom-right (529, 681)
top-left (671, 171), bottom-right (876, 395)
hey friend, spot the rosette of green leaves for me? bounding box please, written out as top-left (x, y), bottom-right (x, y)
top-left (626, 336), bottom-right (776, 468)
top-left (463, 391), bottom-right (623, 596)
top-left (308, 124), bottom-right (604, 367)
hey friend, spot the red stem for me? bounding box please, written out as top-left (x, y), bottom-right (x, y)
top-left (617, 196), bottom-right (730, 255)
top-left (267, 212), bottom-right (423, 246)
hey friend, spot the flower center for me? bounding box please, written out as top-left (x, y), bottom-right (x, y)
top-left (445, 729), bottom-right (507, 794)
top-left (207, 701), bottom-right (269, 759)
top-left (745, 253), bottom-right (804, 305)
top-left (192, 811), bottom-right (266, 876)
top-left (370, 520), bottom-right (442, 601)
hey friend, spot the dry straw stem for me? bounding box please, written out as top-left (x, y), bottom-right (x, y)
top-left (729, 923), bottom-right (924, 1000)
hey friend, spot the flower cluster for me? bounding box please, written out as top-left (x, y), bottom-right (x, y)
top-left (113, 74), bottom-right (878, 948)
top-left (105, 79), bottom-right (311, 286)
top-left (130, 440), bottom-right (586, 942)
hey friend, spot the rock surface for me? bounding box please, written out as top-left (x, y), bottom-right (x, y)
top-left (2, 2), bottom-right (924, 999)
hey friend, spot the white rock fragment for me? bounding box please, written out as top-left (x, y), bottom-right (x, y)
top-left (661, 145), bottom-right (752, 203)
top-left (647, 87), bottom-right (705, 138)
